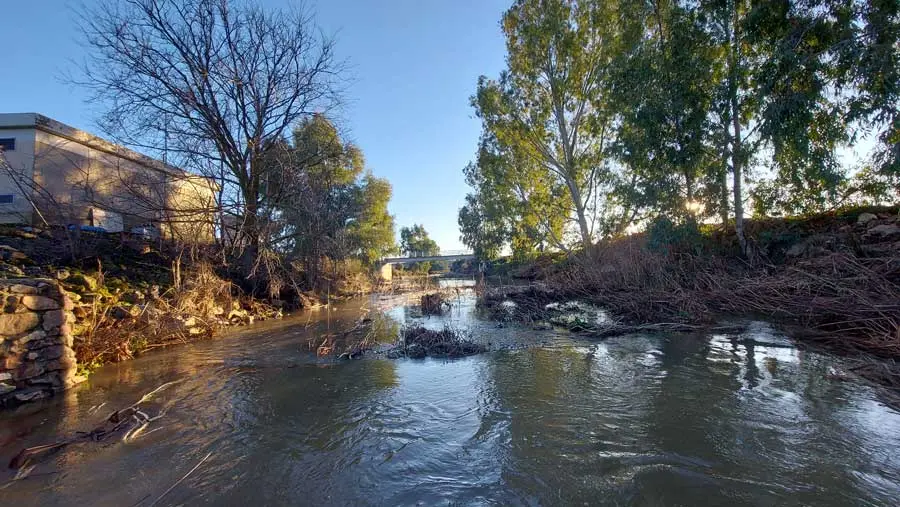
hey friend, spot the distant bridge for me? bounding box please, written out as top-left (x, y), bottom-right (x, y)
top-left (378, 251), bottom-right (475, 280)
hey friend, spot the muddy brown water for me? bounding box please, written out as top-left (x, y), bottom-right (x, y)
top-left (1, 280), bottom-right (899, 506)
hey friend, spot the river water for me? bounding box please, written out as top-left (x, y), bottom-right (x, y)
top-left (2, 280), bottom-right (900, 506)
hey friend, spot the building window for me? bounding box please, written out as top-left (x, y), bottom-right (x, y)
top-left (0, 138), bottom-right (14, 151)
top-left (0, 195), bottom-right (14, 204)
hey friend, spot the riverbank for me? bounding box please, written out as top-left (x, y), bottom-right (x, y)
top-left (0, 229), bottom-right (308, 395)
top-left (480, 206), bottom-right (900, 383)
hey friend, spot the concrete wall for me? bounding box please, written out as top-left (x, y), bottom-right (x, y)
top-left (0, 127), bottom-right (37, 224)
top-left (0, 114), bottom-right (217, 242)
top-left (0, 279), bottom-right (77, 407)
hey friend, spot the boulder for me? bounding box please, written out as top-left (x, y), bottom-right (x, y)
top-left (42, 310), bottom-right (66, 331)
top-left (866, 224), bottom-right (900, 240)
top-left (0, 312), bottom-right (40, 336)
top-left (857, 212), bottom-right (878, 225)
top-left (13, 388), bottom-right (49, 403)
top-left (9, 284), bottom-right (38, 295)
top-left (21, 295), bottom-right (60, 311)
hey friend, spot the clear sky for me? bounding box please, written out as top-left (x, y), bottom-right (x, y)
top-left (0, 0), bottom-right (510, 251)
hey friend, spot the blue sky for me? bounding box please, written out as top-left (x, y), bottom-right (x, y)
top-left (0, 0), bottom-right (509, 250)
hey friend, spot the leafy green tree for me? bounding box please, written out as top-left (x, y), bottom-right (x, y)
top-left (349, 173), bottom-right (397, 264)
top-left (399, 224), bottom-right (440, 258)
top-left (473, 0), bottom-right (626, 250)
top-left (265, 115), bottom-right (395, 285)
top-left (609, 0), bottom-right (720, 222)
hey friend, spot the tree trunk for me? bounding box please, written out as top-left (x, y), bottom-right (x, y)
top-left (728, 0), bottom-right (747, 255)
top-left (567, 181), bottom-right (592, 251)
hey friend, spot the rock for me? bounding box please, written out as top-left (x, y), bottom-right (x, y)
top-left (0, 263), bottom-right (25, 276)
top-left (866, 224), bottom-right (900, 240)
top-left (0, 372), bottom-right (11, 381)
top-left (14, 388), bottom-right (48, 402)
top-left (0, 383), bottom-right (15, 395)
top-left (9, 284), bottom-right (38, 295)
top-left (39, 345), bottom-right (66, 360)
top-left (0, 245), bottom-right (29, 263)
top-left (786, 242), bottom-right (807, 257)
top-left (42, 309), bottom-right (66, 331)
top-left (66, 273), bottom-right (98, 291)
top-left (21, 295), bottom-right (60, 311)
top-left (857, 212), bottom-right (878, 225)
top-left (4, 295), bottom-right (18, 314)
top-left (16, 361), bottom-right (45, 379)
top-left (17, 329), bottom-right (47, 344)
top-left (1, 354), bottom-right (20, 369)
top-left (0, 312), bottom-right (40, 335)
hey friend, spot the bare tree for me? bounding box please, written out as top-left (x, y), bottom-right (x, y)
top-left (75, 0), bottom-right (343, 282)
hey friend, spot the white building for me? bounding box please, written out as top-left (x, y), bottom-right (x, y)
top-left (0, 113), bottom-right (216, 241)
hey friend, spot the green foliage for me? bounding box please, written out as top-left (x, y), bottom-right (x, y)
top-left (399, 224), bottom-right (440, 258)
top-left (461, 0), bottom-right (898, 255)
top-left (263, 115), bottom-right (396, 285)
top-left (646, 215), bottom-right (703, 255)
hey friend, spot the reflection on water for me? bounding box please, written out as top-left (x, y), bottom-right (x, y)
top-left (1, 283), bottom-right (899, 506)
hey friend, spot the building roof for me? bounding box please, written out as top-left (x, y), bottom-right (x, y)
top-left (0, 112), bottom-right (193, 179)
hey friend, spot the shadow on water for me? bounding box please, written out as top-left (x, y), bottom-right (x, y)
top-left (1, 280), bottom-right (899, 506)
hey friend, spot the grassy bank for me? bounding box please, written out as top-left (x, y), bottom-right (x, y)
top-left (482, 206), bottom-right (900, 373)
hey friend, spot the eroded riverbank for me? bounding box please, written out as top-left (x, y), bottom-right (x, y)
top-left (2, 280), bottom-right (900, 506)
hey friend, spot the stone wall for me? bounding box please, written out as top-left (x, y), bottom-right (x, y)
top-left (0, 279), bottom-right (78, 407)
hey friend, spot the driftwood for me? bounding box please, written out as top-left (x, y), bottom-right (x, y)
top-left (8, 380), bottom-right (181, 470)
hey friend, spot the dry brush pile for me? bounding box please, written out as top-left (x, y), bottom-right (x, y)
top-left (483, 209), bottom-right (900, 361)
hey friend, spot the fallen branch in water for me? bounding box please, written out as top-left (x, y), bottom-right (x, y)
top-left (7, 380), bottom-right (182, 470)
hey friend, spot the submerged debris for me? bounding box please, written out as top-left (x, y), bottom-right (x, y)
top-left (388, 326), bottom-right (486, 359)
top-left (7, 380), bottom-right (180, 470)
top-left (420, 293), bottom-right (447, 315)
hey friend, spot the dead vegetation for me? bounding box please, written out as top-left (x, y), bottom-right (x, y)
top-left (420, 292), bottom-right (447, 315)
top-left (481, 208), bottom-right (900, 383)
top-left (388, 326), bottom-right (486, 359)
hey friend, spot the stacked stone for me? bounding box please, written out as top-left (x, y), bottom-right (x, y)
top-left (0, 279), bottom-right (78, 407)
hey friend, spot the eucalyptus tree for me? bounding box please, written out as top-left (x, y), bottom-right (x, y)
top-left (609, 0), bottom-right (721, 222)
top-left (473, 0), bottom-right (625, 251)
